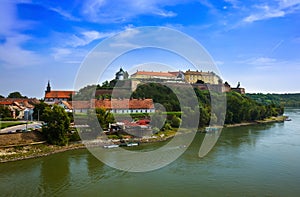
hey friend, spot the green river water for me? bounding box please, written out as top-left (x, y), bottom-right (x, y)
top-left (1, 108), bottom-right (300, 196)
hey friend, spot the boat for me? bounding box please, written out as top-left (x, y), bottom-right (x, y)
top-left (127, 142), bottom-right (139, 147)
top-left (103, 144), bottom-right (119, 148)
top-left (205, 127), bottom-right (220, 133)
top-left (286, 118), bottom-right (292, 121)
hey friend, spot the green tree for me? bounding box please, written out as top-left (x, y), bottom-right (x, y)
top-left (171, 115), bottom-right (181, 128)
top-left (0, 105), bottom-right (11, 118)
top-left (42, 105), bottom-right (70, 145)
top-left (33, 102), bottom-right (49, 121)
top-left (7, 91), bottom-right (26, 98)
top-left (95, 108), bottom-right (115, 130)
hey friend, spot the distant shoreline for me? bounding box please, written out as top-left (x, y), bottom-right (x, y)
top-left (0, 116), bottom-right (287, 163)
top-left (224, 115), bottom-right (287, 128)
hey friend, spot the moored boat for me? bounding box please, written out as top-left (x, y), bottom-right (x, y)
top-left (103, 144), bottom-right (119, 148)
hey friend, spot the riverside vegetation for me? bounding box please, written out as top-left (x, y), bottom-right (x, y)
top-left (0, 83), bottom-right (285, 162)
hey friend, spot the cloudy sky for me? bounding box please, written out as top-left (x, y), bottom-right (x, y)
top-left (0, 0), bottom-right (299, 98)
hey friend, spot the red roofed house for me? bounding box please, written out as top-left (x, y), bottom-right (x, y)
top-left (0, 98), bottom-right (39, 119)
top-left (71, 99), bottom-right (155, 114)
top-left (44, 81), bottom-right (75, 104)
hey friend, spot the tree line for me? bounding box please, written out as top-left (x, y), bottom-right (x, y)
top-left (247, 93), bottom-right (300, 107)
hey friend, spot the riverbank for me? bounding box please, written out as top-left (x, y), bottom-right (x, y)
top-left (0, 116), bottom-right (287, 163)
top-left (224, 115), bottom-right (287, 128)
top-left (0, 143), bottom-right (85, 163)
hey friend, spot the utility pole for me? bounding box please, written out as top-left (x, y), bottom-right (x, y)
top-left (0, 113), bottom-right (2, 130)
top-left (38, 109), bottom-right (40, 122)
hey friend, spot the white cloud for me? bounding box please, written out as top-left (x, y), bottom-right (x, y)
top-left (243, 1), bottom-right (300, 23)
top-left (49, 7), bottom-right (80, 21)
top-left (51, 47), bottom-right (88, 64)
top-left (66, 30), bottom-right (114, 47)
top-left (224, 0), bottom-right (240, 9)
top-left (0, 0), bottom-right (42, 68)
top-left (81, 0), bottom-right (188, 23)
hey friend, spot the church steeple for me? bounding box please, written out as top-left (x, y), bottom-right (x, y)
top-left (46, 80), bottom-right (51, 93)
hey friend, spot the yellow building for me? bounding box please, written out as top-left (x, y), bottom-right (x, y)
top-left (184, 70), bottom-right (221, 84)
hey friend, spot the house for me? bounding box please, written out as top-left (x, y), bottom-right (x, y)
top-left (0, 98), bottom-right (39, 119)
top-left (71, 98), bottom-right (155, 114)
top-left (57, 100), bottom-right (73, 113)
top-left (44, 81), bottom-right (75, 104)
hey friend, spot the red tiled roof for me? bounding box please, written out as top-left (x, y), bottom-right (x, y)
top-left (45, 91), bottom-right (75, 99)
top-left (0, 100), bottom-right (13, 105)
top-left (132, 71), bottom-right (177, 77)
top-left (95, 99), bottom-right (154, 109)
top-left (61, 101), bottom-right (72, 109)
top-left (185, 70), bottom-right (216, 76)
top-left (71, 99), bottom-right (154, 110)
top-left (71, 101), bottom-right (92, 109)
top-left (0, 98), bottom-right (39, 107)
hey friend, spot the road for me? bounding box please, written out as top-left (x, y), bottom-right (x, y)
top-left (0, 122), bottom-right (43, 134)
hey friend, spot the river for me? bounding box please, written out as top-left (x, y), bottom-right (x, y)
top-left (1, 108), bottom-right (300, 196)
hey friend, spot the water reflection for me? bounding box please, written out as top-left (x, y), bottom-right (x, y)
top-left (39, 153), bottom-right (70, 195)
top-left (1, 109), bottom-right (300, 196)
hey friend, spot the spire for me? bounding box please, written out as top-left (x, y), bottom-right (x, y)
top-left (46, 80), bottom-right (51, 93)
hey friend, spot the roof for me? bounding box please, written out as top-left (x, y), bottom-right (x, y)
top-left (185, 70), bottom-right (217, 76)
top-left (57, 100), bottom-right (73, 110)
top-left (45, 90), bottom-right (75, 99)
top-left (71, 101), bottom-right (92, 109)
top-left (0, 98), bottom-right (39, 108)
top-left (71, 99), bottom-right (154, 110)
top-left (131, 71), bottom-right (177, 78)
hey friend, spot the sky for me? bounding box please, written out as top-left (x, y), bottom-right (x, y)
top-left (0, 0), bottom-right (299, 98)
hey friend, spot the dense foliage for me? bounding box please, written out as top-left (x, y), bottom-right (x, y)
top-left (132, 83), bottom-right (284, 126)
top-left (42, 105), bottom-right (70, 145)
top-left (247, 93), bottom-right (300, 107)
top-left (95, 108), bottom-right (115, 130)
top-left (33, 102), bottom-right (49, 121)
top-left (0, 105), bottom-right (12, 119)
top-left (7, 91), bottom-right (27, 98)
top-left (226, 92), bottom-right (283, 124)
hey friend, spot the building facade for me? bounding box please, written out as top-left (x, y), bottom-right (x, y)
top-left (184, 70), bottom-right (222, 84)
top-left (72, 98), bottom-right (155, 114)
top-left (44, 81), bottom-right (75, 104)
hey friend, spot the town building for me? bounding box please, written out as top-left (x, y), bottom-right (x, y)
top-left (0, 98), bottom-right (39, 119)
top-left (72, 98), bottom-right (155, 114)
top-left (131, 70), bottom-right (183, 80)
top-left (184, 70), bottom-right (222, 84)
top-left (222, 81), bottom-right (245, 94)
top-left (44, 81), bottom-right (75, 104)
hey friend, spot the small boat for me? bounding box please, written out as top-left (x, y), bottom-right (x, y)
top-left (127, 142), bottom-right (139, 147)
top-left (285, 118), bottom-right (292, 121)
top-left (205, 127), bottom-right (220, 133)
top-left (103, 144), bottom-right (119, 148)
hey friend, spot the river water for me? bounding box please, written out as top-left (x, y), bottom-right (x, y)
top-left (1, 108), bottom-right (300, 196)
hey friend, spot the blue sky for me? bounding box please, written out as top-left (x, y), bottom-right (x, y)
top-left (0, 0), bottom-right (299, 98)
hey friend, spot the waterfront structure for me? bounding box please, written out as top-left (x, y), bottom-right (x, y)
top-left (44, 81), bottom-right (75, 104)
top-left (72, 98), bottom-right (155, 114)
